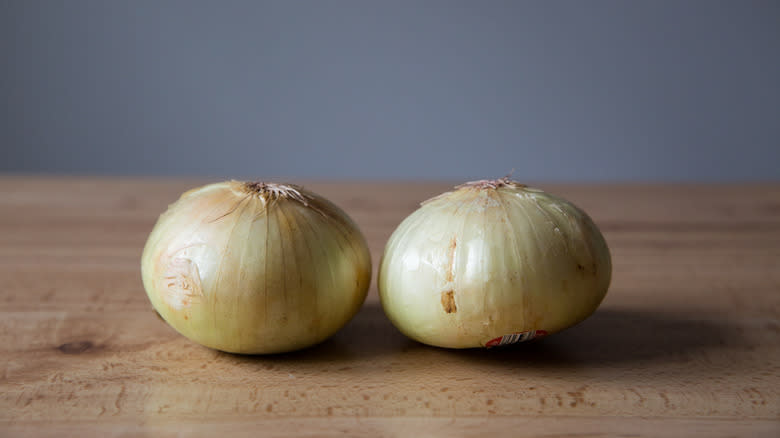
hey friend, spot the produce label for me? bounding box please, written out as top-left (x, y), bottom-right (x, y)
top-left (485, 330), bottom-right (548, 347)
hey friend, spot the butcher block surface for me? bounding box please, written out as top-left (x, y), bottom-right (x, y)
top-left (1, 176), bottom-right (778, 437)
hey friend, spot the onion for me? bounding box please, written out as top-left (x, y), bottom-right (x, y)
top-left (141, 181), bottom-right (371, 354)
top-left (378, 178), bottom-right (611, 348)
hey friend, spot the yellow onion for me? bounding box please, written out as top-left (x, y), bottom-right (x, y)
top-left (378, 178), bottom-right (611, 348)
top-left (141, 181), bottom-right (371, 354)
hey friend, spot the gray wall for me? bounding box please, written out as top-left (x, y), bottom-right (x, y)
top-left (1, 0), bottom-right (778, 181)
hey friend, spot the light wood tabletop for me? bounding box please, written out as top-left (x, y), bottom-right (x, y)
top-left (1, 176), bottom-right (778, 437)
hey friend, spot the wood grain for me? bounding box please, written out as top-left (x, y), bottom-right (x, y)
top-left (1, 176), bottom-right (778, 437)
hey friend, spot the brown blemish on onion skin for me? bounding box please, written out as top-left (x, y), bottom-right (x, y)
top-left (441, 290), bottom-right (457, 314)
top-left (441, 237), bottom-right (458, 313)
top-left (446, 237), bottom-right (457, 282)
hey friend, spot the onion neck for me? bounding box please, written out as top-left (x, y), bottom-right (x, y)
top-left (234, 181), bottom-right (310, 205)
top-left (456, 177), bottom-right (525, 190)
top-left (421, 177), bottom-right (526, 206)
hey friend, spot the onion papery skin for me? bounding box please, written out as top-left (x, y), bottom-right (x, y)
top-left (378, 179), bottom-right (611, 349)
top-left (141, 181), bottom-right (371, 354)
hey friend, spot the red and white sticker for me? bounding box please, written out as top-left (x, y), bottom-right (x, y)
top-left (485, 330), bottom-right (548, 347)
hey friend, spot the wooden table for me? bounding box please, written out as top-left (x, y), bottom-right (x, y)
top-left (1, 176), bottom-right (778, 437)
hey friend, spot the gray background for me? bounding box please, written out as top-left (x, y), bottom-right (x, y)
top-left (1, 0), bottom-right (778, 181)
